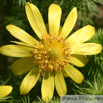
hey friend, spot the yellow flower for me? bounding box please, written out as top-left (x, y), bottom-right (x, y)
top-left (0, 2), bottom-right (102, 102)
top-left (0, 86), bottom-right (13, 99)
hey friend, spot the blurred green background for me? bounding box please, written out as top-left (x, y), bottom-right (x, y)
top-left (0, 0), bottom-right (103, 102)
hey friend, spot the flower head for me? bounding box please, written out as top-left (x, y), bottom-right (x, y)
top-left (0, 86), bottom-right (13, 99)
top-left (33, 34), bottom-right (71, 72)
top-left (0, 2), bottom-right (102, 102)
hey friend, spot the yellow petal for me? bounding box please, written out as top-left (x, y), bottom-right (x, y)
top-left (0, 45), bottom-right (34, 57)
top-left (62, 71), bottom-right (69, 77)
top-left (0, 86), bottom-right (13, 99)
top-left (46, 23), bottom-right (62, 35)
top-left (12, 57), bottom-right (37, 75)
top-left (60, 7), bottom-right (77, 38)
top-left (71, 43), bottom-right (102, 55)
top-left (11, 41), bottom-right (34, 47)
top-left (20, 66), bottom-right (42, 95)
top-left (59, 25), bottom-right (62, 35)
top-left (41, 71), bottom-right (54, 102)
top-left (25, 2), bottom-right (47, 39)
top-left (6, 25), bottom-right (38, 46)
top-left (55, 71), bottom-right (67, 95)
top-left (62, 64), bottom-right (84, 84)
top-left (48, 4), bottom-right (61, 35)
top-left (67, 25), bottom-right (95, 46)
top-left (70, 55), bottom-right (88, 67)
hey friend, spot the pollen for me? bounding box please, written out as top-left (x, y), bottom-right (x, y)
top-left (33, 34), bottom-right (71, 72)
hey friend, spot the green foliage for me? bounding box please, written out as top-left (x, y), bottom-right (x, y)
top-left (77, 0), bottom-right (103, 27)
top-left (0, 96), bottom-right (13, 103)
top-left (33, 97), bottom-right (60, 103)
top-left (83, 29), bottom-right (103, 77)
top-left (74, 74), bottom-right (103, 95)
top-left (13, 0), bottom-right (32, 6)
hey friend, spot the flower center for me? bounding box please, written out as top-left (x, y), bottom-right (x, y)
top-left (33, 34), bottom-right (71, 72)
top-left (49, 47), bottom-right (60, 59)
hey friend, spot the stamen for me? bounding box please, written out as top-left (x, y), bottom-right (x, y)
top-left (33, 34), bottom-right (71, 72)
